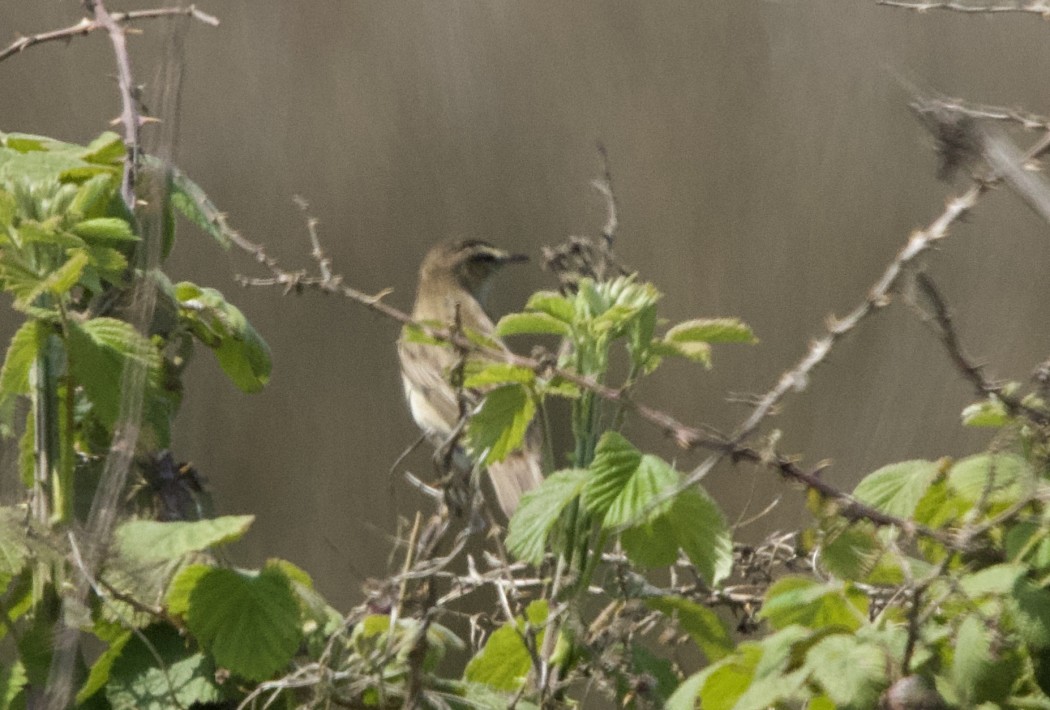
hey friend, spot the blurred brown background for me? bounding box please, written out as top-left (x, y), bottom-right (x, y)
top-left (2, 1), bottom-right (1049, 608)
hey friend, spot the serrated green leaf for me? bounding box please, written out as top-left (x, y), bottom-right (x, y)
top-left (584, 432), bottom-right (643, 515)
top-left (602, 455), bottom-right (677, 528)
top-left (0, 507), bottom-right (29, 583)
top-left (496, 312), bottom-right (572, 337)
top-left (71, 217), bottom-right (138, 244)
top-left (506, 469), bottom-right (588, 564)
top-left (41, 248), bottom-right (88, 296)
top-left (669, 488), bottom-right (734, 584)
top-left (67, 318), bottom-right (160, 427)
top-left (759, 577), bottom-right (868, 631)
top-left (165, 563), bottom-right (211, 617)
top-left (169, 167), bottom-right (233, 250)
top-left (665, 317), bottom-right (756, 344)
top-left (463, 362), bottom-right (536, 389)
top-left (804, 634), bottom-right (887, 709)
top-left (0, 660), bottom-right (27, 709)
top-left (697, 645), bottom-right (763, 710)
top-left (106, 624), bottom-right (225, 710)
top-left (0, 320), bottom-right (47, 434)
top-left (952, 614), bottom-right (1021, 705)
top-left (116, 516), bottom-right (255, 563)
top-left (666, 668), bottom-right (707, 710)
top-left (947, 453), bottom-right (1032, 506)
top-left (818, 522), bottom-right (883, 581)
top-left (17, 219), bottom-right (85, 248)
top-left (525, 291), bottom-right (575, 323)
top-left (650, 338), bottom-right (712, 368)
top-left (853, 460), bottom-right (939, 518)
top-left (646, 596), bottom-right (734, 661)
top-left (68, 173), bottom-right (117, 220)
top-left (80, 132), bottom-right (125, 165)
top-left (76, 631), bottom-right (131, 705)
top-left (467, 383), bottom-right (535, 465)
top-left (464, 601), bottom-right (547, 691)
top-left (183, 563), bottom-right (302, 681)
top-left (962, 399), bottom-right (1010, 428)
top-left (621, 512), bottom-right (680, 568)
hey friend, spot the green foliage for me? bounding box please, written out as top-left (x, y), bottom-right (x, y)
top-left (464, 600), bottom-right (548, 691)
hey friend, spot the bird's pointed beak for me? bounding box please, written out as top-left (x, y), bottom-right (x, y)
top-left (498, 250), bottom-right (529, 265)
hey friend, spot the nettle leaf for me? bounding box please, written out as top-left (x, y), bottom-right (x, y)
top-left (496, 311), bottom-right (572, 337)
top-left (525, 290), bottom-right (575, 323)
top-left (70, 217), bottom-right (138, 244)
top-left (665, 317), bottom-right (757, 344)
top-left (668, 488), bottom-right (734, 585)
top-left (759, 577), bottom-right (868, 632)
top-left (467, 383), bottom-right (536, 465)
top-left (946, 452), bottom-right (1032, 506)
top-left (803, 633), bottom-right (887, 710)
top-left (506, 469), bottom-right (588, 564)
top-left (0, 319), bottom-right (48, 433)
top-left (463, 361), bottom-right (535, 389)
top-left (853, 459), bottom-right (940, 518)
top-left (646, 596), bottom-right (734, 661)
top-left (116, 516), bottom-right (255, 563)
top-left (106, 624), bottom-right (225, 710)
top-left (180, 562), bottom-right (302, 682)
top-left (66, 317), bottom-right (161, 427)
top-left (464, 600), bottom-right (547, 691)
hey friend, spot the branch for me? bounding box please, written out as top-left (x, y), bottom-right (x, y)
top-left (0, 5), bottom-right (218, 64)
top-left (878, 0), bottom-right (1050, 15)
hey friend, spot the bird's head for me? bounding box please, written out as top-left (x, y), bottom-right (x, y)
top-left (418, 239), bottom-right (529, 307)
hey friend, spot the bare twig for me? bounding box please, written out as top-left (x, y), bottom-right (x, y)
top-left (878, 0), bottom-right (1050, 15)
top-left (0, 5), bottom-right (218, 63)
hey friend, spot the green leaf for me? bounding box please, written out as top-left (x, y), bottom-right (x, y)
top-left (650, 338), bottom-right (712, 368)
top-left (41, 248), bottom-right (89, 297)
top-left (646, 596), bottom-right (734, 661)
top-left (463, 362), bottom-right (536, 389)
top-left (67, 317), bottom-right (160, 427)
top-left (496, 312), bottom-right (572, 337)
top-left (804, 634), bottom-right (887, 709)
top-left (0, 507), bottom-right (29, 585)
top-left (697, 645), bottom-right (763, 710)
top-left (466, 383), bottom-right (536, 465)
top-left (818, 522), bottom-right (883, 581)
top-left (183, 562), bottom-right (302, 681)
top-left (669, 488), bottom-right (734, 585)
top-left (946, 453), bottom-right (1032, 506)
top-left (0, 320), bottom-right (47, 434)
top-left (464, 601), bottom-right (547, 691)
top-left (166, 563), bottom-right (210, 617)
top-left (506, 469), bottom-right (588, 564)
top-left (524, 291), bottom-right (575, 323)
top-left (759, 577), bottom-right (868, 631)
top-left (80, 131), bottom-right (125, 165)
top-left (0, 187), bottom-right (16, 226)
top-left (952, 614), bottom-right (1022, 705)
top-left (665, 317), bottom-right (757, 344)
top-left (585, 432), bottom-right (643, 515)
top-left (621, 513), bottom-right (680, 568)
top-left (0, 661), bottom-right (27, 709)
top-left (116, 516), bottom-right (255, 563)
top-left (71, 217), bottom-right (139, 244)
top-left (68, 173), bottom-right (117, 220)
top-left (169, 167), bottom-right (233, 250)
top-left (962, 399), bottom-right (1010, 428)
top-left (508, 468), bottom-right (592, 562)
top-left (665, 669), bottom-right (707, 710)
top-left (175, 283), bottom-right (271, 392)
top-left (76, 631), bottom-right (131, 704)
top-left (853, 459), bottom-right (939, 518)
top-left (106, 624), bottom-right (225, 710)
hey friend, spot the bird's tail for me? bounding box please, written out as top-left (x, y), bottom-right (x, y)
top-left (488, 446), bottom-right (544, 519)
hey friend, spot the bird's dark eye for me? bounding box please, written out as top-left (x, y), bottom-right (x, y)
top-left (470, 252), bottom-right (498, 264)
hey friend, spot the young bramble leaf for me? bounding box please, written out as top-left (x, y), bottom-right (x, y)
top-left (71, 217), bottom-right (138, 244)
top-left (759, 577), bottom-right (868, 632)
top-left (665, 317), bottom-right (757, 344)
top-left (961, 399), bottom-right (1009, 428)
top-left (116, 516), bottom-right (255, 563)
top-left (463, 362), bottom-right (535, 389)
top-left (650, 338), bottom-right (712, 368)
top-left (496, 312), bottom-right (572, 337)
top-left (464, 601), bottom-right (547, 691)
top-left (467, 383), bottom-right (536, 465)
top-left (79, 131), bottom-right (125, 166)
top-left (669, 488), bottom-right (734, 585)
top-left (507, 469), bottom-right (588, 564)
top-left (525, 291), bottom-right (575, 323)
top-left (585, 433), bottom-right (678, 528)
top-left (106, 624), bottom-right (225, 709)
top-left (0, 320), bottom-right (48, 434)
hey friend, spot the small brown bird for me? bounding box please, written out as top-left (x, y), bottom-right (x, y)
top-left (398, 239), bottom-right (543, 517)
